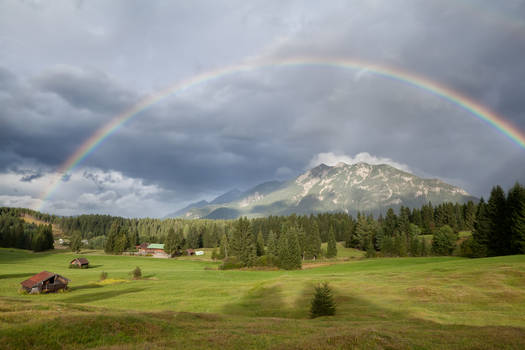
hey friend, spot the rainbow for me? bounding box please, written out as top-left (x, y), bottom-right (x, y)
top-left (37, 56), bottom-right (525, 211)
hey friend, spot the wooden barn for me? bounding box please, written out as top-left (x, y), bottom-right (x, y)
top-left (70, 257), bottom-right (89, 268)
top-left (20, 271), bottom-right (70, 294)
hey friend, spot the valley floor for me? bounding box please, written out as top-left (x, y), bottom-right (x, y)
top-left (1, 248), bottom-right (525, 349)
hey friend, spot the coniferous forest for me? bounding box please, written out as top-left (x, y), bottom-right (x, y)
top-left (1, 183), bottom-right (524, 268)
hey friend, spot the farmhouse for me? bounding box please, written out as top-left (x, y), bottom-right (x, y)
top-left (136, 242), bottom-right (149, 254)
top-left (70, 257), bottom-right (89, 268)
top-left (20, 271), bottom-right (70, 294)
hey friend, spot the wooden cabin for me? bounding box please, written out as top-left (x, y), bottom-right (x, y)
top-left (70, 257), bottom-right (89, 268)
top-left (136, 242), bottom-right (149, 254)
top-left (20, 271), bottom-right (70, 294)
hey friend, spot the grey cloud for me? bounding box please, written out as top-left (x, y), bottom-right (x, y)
top-left (35, 67), bottom-right (136, 113)
top-left (20, 173), bottom-right (43, 182)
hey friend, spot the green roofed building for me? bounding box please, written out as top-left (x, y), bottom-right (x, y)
top-left (147, 244), bottom-right (165, 250)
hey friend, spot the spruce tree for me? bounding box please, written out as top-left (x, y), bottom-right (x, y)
top-left (70, 231), bottom-right (82, 253)
top-left (432, 225), bottom-right (456, 256)
top-left (165, 227), bottom-right (182, 257)
top-left (487, 186), bottom-right (508, 256)
top-left (326, 226), bottom-right (337, 258)
top-left (105, 220), bottom-right (120, 254)
top-left (256, 230), bottom-right (265, 256)
top-left (507, 183), bottom-right (525, 254)
top-left (219, 233), bottom-right (228, 259)
top-left (267, 230), bottom-right (278, 257)
top-left (310, 282), bottom-right (336, 318)
top-left (278, 228), bottom-right (302, 270)
top-left (472, 198), bottom-right (490, 257)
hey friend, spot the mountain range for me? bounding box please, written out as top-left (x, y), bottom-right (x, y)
top-left (165, 162), bottom-right (477, 219)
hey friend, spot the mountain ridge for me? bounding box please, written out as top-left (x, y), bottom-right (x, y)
top-left (165, 162), bottom-right (477, 219)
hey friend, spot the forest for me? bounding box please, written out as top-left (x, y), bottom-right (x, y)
top-left (1, 183), bottom-right (523, 267)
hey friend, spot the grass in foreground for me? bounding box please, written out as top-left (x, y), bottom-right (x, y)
top-left (1, 248), bottom-right (525, 349)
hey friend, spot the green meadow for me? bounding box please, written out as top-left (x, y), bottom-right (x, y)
top-left (1, 247), bottom-right (525, 349)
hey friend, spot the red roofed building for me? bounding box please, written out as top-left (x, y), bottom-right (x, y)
top-left (20, 271), bottom-right (70, 294)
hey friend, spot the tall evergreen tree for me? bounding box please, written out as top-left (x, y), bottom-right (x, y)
top-left (266, 230), bottom-right (278, 257)
top-left (326, 226), bottom-right (337, 258)
top-left (471, 198), bottom-right (490, 257)
top-left (487, 186), bottom-right (508, 256)
top-left (70, 231), bottom-right (82, 253)
top-left (507, 183), bottom-right (525, 254)
top-left (256, 230), bottom-right (265, 256)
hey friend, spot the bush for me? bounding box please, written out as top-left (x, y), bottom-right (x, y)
top-left (219, 257), bottom-right (243, 270)
top-left (100, 271), bottom-right (108, 281)
top-left (131, 266), bottom-right (142, 279)
top-left (310, 282), bottom-right (336, 318)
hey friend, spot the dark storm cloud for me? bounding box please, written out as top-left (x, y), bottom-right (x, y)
top-left (35, 67), bottom-right (136, 113)
top-left (1, 0), bottom-right (525, 216)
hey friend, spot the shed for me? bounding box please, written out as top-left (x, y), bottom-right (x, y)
top-left (70, 257), bottom-right (89, 268)
top-left (186, 249), bottom-right (195, 256)
top-left (20, 271), bottom-right (70, 294)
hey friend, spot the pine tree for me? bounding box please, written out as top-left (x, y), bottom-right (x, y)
top-left (256, 230), bottom-right (265, 256)
top-left (165, 227), bottom-right (183, 257)
top-left (507, 183), bottom-right (525, 254)
top-left (487, 186), bottom-right (508, 256)
top-left (70, 231), bottom-right (82, 253)
top-left (278, 227), bottom-right (302, 270)
top-left (471, 198), bottom-right (490, 257)
top-left (266, 230), bottom-right (278, 257)
top-left (219, 233), bottom-right (228, 259)
top-left (310, 282), bottom-right (336, 318)
top-left (105, 220), bottom-right (120, 254)
top-left (432, 225), bottom-right (456, 256)
top-left (384, 208), bottom-right (397, 237)
top-left (326, 226), bottom-right (337, 258)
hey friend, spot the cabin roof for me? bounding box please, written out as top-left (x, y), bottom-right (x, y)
top-left (20, 271), bottom-right (70, 289)
top-left (147, 243), bottom-right (164, 250)
top-left (71, 257), bottom-right (89, 264)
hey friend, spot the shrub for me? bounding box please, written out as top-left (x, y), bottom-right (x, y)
top-left (100, 271), bottom-right (108, 281)
top-left (310, 282), bottom-right (336, 318)
top-left (219, 257), bottom-right (243, 270)
top-left (132, 266), bottom-right (142, 279)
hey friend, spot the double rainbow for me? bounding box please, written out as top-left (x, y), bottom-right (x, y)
top-left (37, 57), bottom-right (525, 210)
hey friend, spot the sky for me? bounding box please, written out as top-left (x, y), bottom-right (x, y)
top-left (1, 0), bottom-right (524, 218)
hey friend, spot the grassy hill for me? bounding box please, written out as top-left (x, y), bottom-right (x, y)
top-left (1, 248), bottom-right (525, 349)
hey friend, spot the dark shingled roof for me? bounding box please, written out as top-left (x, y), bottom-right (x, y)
top-left (71, 258), bottom-right (89, 265)
top-left (20, 271), bottom-right (56, 289)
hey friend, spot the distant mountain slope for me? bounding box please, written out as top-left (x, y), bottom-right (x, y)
top-left (168, 162), bottom-right (477, 219)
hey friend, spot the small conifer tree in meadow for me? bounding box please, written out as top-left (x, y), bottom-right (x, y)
top-left (132, 266), bottom-right (142, 279)
top-left (310, 282), bottom-right (336, 318)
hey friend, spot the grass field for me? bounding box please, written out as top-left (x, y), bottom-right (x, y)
top-left (1, 248), bottom-right (525, 349)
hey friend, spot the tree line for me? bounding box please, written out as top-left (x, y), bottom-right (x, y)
top-left (0, 208), bottom-right (54, 252)
top-left (463, 183), bottom-right (525, 257)
top-left (2, 182), bottom-right (523, 263)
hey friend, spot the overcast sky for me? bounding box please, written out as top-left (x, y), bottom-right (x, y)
top-left (1, 0), bottom-right (524, 217)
